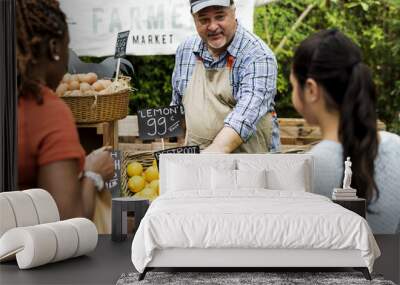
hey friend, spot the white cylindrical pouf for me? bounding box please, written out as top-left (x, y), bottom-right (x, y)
top-left (0, 218), bottom-right (97, 269)
top-left (0, 196), bottom-right (17, 237)
top-left (0, 192), bottom-right (39, 227)
top-left (42, 221), bottom-right (79, 263)
top-left (24, 189), bottom-right (60, 224)
top-left (67, 218), bottom-right (98, 257)
top-left (0, 226), bottom-right (57, 269)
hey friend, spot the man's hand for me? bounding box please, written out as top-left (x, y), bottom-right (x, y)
top-left (202, 127), bottom-right (243, 153)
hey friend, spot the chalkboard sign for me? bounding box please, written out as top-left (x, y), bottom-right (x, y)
top-left (114, 31), bottom-right (130, 58)
top-left (154, 145), bottom-right (200, 168)
top-left (137, 105), bottom-right (185, 139)
top-left (105, 150), bottom-right (122, 197)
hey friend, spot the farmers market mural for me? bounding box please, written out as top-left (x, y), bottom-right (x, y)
top-left (59, 0), bottom-right (255, 56)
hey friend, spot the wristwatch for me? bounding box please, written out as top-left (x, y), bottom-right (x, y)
top-left (83, 171), bottom-right (104, 191)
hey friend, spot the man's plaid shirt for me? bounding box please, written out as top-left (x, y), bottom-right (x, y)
top-left (171, 23), bottom-right (280, 152)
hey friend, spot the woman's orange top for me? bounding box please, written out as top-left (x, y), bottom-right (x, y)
top-left (18, 86), bottom-right (85, 189)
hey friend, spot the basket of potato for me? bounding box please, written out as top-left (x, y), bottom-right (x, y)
top-left (121, 151), bottom-right (160, 201)
top-left (57, 72), bottom-right (131, 123)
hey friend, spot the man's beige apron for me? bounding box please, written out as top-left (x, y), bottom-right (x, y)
top-left (182, 56), bottom-right (273, 153)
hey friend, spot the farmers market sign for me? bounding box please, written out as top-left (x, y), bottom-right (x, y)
top-left (59, 0), bottom-right (255, 56)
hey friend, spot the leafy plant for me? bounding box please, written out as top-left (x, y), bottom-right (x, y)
top-left (256, 0), bottom-right (400, 133)
top-left (126, 56), bottom-right (175, 114)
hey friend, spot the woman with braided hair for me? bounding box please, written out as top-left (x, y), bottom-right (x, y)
top-left (17, 0), bottom-right (115, 222)
top-left (290, 29), bottom-right (400, 234)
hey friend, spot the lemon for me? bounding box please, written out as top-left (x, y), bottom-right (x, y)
top-left (135, 187), bottom-right (158, 201)
top-left (141, 187), bottom-right (157, 196)
top-left (144, 166), bottom-right (159, 182)
top-left (127, 176), bottom-right (146, 193)
top-left (152, 159), bottom-right (158, 169)
top-left (135, 191), bottom-right (144, 197)
top-left (148, 195), bottom-right (157, 202)
top-left (127, 161), bottom-right (143, 177)
top-left (149, 180), bottom-right (159, 195)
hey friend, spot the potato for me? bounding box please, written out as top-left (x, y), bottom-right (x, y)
top-left (68, 80), bottom-right (80, 90)
top-left (56, 83), bottom-right (69, 97)
top-left (92, 81), bottom-right (105, 91)
top-left (62, 73), bottom-right (72, 84)
top-left (70, 90), bottom-right (82, 96)
top-left (78, 74), bottom-right (90, 84)
top-left (80, 82), bottom-right (92, 92)
top-left (86, 73), bottom-right (98, 84)
top-left (99, 79), bottom-right (112, 89)
top-left (83, 90), bottom-right (97, 95)
top-left (77, 74), bottom-right (86, 82)
top-left (70, 74), bottom-right (79, 82)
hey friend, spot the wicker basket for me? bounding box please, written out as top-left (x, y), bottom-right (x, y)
top-left (62, 89), bottom-right (130, 123)
top-left (121, 151), bottom-right (156, 197)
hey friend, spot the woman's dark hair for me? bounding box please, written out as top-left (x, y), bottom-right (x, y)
top-left (16, 0), bottom-right (68, 104)
top-left (292, 29), bottom-right (379, 204)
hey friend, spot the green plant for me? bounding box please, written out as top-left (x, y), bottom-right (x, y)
top-left (256, 0), bottom-right (400, 133)
top-left (127, 55), bottom-right (174, 114)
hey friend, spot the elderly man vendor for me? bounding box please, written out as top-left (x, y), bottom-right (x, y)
top-left (171, 0), bottom-right (280, 153)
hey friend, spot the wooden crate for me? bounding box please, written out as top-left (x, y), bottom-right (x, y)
top-left (117, 115), bottom-right (184, 152)
top-left (278, 118), bottom-right (385, 153)
top-left (116, 116), bottom-right (386, 152)
top-left (119, 142), bottom-right (182, 152)
top-left (278, 118), bottom-right (321, 146)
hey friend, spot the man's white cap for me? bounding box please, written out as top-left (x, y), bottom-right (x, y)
top-left (190, 0), bottom-right (231, 14)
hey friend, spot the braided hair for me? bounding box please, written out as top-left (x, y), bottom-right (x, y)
top-left (16, 0), bottom-right (68, 104)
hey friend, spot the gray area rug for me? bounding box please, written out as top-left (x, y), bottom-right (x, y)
top-left (116, 272), bottom-right (396, 285)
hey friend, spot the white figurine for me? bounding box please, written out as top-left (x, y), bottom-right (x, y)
top-left (332, 157), bottom-right (357, 199)
top-left (343, 157), bottom-right (353, 189)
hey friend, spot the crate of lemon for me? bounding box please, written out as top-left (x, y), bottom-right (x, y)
top-left (121, 151), bottom-right (159, 201)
